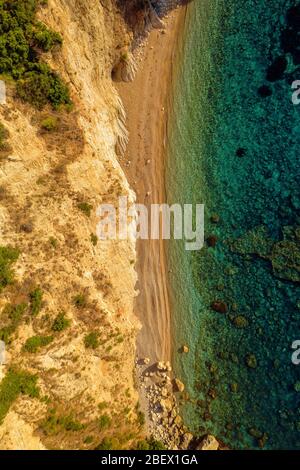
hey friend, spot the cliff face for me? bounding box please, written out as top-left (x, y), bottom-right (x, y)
top-left (0, 0), bottom-right (141, 450)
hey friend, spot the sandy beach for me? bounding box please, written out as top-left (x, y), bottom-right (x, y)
top-left (117, 6), bottom-right (187, 364)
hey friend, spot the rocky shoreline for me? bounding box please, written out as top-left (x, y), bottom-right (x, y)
top-left (136, 358), bottom-right (221, 450)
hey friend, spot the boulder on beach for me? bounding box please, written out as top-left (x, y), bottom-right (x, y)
top-left (181, 345), bottom-right (189, 353)
top-left (174, 378), bottom-right (185, 393)
top-left (196, 434), bottom-right (219, 451)
top-left (157, 360), bottom-right (172, 372)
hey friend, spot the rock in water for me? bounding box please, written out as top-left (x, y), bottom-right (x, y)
top-left (196, 434), bottom-right (219, 450)
top-left (211, 301), bottom-right (228, 314)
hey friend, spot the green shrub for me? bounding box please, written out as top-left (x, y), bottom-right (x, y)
top-left (0, 0), bottom-right (70, 109)
top-left (0, 369), bottom-right (39, 423)
top-left (17, 67), bottom-right (70, 109)
top-left (24, 335), bottom-right (53, 353)
top-left (6, 302), bottom-right (27, 323)
top-left (0, 325), bottom-right (14, 343)
top-left (98, 401), bottom-right (108, 411)
top-left (0, 246), bottom-right (19, 292)
top-left (137, 410), bottom-right (145, 426)
top-left (41, 116), bottom-right (58, 131)
top-left (77, 202), bottom-right (92, 217)
top-left (51, 312), bottom-right (70, 332)
top-left (33, 22), bottom-right (62, 52)
top-left (84, 332), bottom-right (99, 349)
top-left (95, 437), bottom-right (119, 450)
top-left (0, 302), bottom-right (27, 343)
top-left (98, 414), bottom-right (111, 431)
top-left (0, 122), bottom-right (9, 151)
top-left (41, 410), bottom-right (84, 435)
top-left (29, 287), bottom-right (43, 315)
top-left (49, 236), bottom-right (57, 248)
top-left (136, 437), bottom-right (166, 450)
top-left (73, 293), bottom-right (86, 309)
top-left (90, 233), bottom-right (98, 246)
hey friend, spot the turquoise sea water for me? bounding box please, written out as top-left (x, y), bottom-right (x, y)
top-left (167, 0), bottom-right (300, 449)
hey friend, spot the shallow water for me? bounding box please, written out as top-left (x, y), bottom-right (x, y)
top-left (167, 0), bottom-right (300, 449)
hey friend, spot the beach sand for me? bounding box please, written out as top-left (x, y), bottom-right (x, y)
top-left (117, 7), bottom-right (187, 364)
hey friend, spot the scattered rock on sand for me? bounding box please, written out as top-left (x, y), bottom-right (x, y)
top-left (174, 378), bottom-right (185, 393)
top-left (196, 434), bottom-right (219, 451)
top-left (181, 432), bottom-right (193, 449)
top-left (157, 360), bottom-right (172, 372)
top-left (142, 357), bottom-right (150, 365)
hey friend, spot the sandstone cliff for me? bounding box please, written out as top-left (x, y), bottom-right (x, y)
top-left (0, 0), bottom-right (141, 450)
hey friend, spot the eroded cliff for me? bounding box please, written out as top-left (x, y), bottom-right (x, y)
top-left (0, 0), bottom-right (142, 450)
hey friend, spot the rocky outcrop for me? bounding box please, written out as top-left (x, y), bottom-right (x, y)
top-left (137, 359), bottom-right (192, 449)
top-left (196, 434), bottom-right (220, 451)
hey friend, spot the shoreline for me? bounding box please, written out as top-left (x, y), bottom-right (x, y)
top-left (116, 5), bottom-right (189, 447)
top-left (117, 7), bottom-right (187, 364)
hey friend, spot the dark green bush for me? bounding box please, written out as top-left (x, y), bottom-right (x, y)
top-left (29, 287), bottom-right (43, 315)
top-left (41, 116), bottom-right (58, 131)
top-left (73, 293), bottom-right (86, 309)
top-left (0, 368), bottom-right (39, 423)
top-left (41, 410), bottom-right (84, 435)
top-left (0, 122), bottom-right (9, 150)
top-left (51, 312), bottom-right (70, 332)
top-left (24, 334), bottom-right (53, 353)
top-left (98, 414), bottom-right (111, 431)
top-left (136, 437), bottom-right (166, 450)
top-left (33, 22), bottom-right (62, 52)
top-left (0, 0), bottom-right (70, 109)
top-left (0, 302), bottom-right (27, 343)
top-left (90, 233), bottom-right (98, 246)
top-left (77, 202), bottom-right (93, 217)
top-left (84, 332), bottom-right (99, 349)
top-left (0, 246), bottom-right (19, 292)
top-left (95, 437), bottom-right (119, 450)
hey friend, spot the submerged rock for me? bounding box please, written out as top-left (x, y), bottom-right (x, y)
top-left (258, 85), bottom-right (272, 97)
top-left (266, 56), bottom-right (287, 81)
top-left (236, 147), bottom-right (246, 158)
top-left (207, 235), bottom-right (218, 248)
top-left (245, 354), bottom-right (258, 369)
top-left (210, 213), bottom-right (220, 224)
top-left (248, 428), bottom-right (263, 439)
top-left (211, 301), bottom-right (228, 314)
top-left (232, 315), bottom-right (249, 328)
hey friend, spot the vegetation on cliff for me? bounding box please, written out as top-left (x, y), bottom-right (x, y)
top-left (0, 369), bottom-right (39, 423)
top-left (0, 0), bottom-right (70, 108)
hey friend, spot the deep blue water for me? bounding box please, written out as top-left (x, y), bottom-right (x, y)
top-left (168, 0), bottom-right (300, 449)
